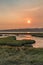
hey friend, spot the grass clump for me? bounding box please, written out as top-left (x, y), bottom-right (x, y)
top-left (0, 36), bottom-right (35, 47)
top-left (29, 33), bottom-right (43, 37)
top-left (0, 47), bottom-right (43, 65)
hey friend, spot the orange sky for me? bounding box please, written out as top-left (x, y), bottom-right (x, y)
top-left (0, 0), bottom-right (43, 29)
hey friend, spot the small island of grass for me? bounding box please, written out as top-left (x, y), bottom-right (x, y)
top-left (29, 33), bottom-right (43, 37)
top-left (0, 36), bottom-right (35, 47)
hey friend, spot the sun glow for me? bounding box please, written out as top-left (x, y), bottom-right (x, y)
top-left (27, 20), bottom-right (31, 24)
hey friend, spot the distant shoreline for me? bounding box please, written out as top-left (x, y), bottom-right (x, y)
top-left (0, 32), bottom-right (43, 38)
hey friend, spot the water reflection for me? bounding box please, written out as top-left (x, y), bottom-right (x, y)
top-left (32, 37), bottom-right (43, 48)
top-left (16, 35), bottom-right (43, 48)
top-left (16, 35), bottom-right (32, 40)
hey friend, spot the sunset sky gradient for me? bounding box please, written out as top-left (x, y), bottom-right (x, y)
top-left (0, 0), bottom-right (43, 29)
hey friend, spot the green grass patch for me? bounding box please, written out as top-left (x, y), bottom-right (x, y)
top-left (0, 36), bottom-right (35, 47)
top-left (0, 47), bottom-right (43, 65)
top-left (29, 33), bottom-right (43, 37)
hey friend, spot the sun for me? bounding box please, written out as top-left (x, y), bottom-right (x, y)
top-left (27, 20), bottom-right (31, 24)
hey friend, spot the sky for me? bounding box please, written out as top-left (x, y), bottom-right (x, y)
top-left (0, 0), bottom-right (43, 29)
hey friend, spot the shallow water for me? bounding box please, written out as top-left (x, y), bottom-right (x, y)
top-left (32, 37), bottom-right (43, 48)
top-left (16, 35), bottom-right (43, 48)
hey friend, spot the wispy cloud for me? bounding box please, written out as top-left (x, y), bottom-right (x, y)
top-left (23, 7), bottom-right (40, 11)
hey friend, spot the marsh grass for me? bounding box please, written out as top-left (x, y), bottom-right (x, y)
top-left (0, 46), bottom-right (43, 65)
top-left (29, 33), bottom-right (43, 37)
top-left (0, 36), bottom-right (42, 65)
top-left (0, 36), bottom-right (35, 47)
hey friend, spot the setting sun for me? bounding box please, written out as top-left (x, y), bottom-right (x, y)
top-left (27, 20), bottom-right (31, 24)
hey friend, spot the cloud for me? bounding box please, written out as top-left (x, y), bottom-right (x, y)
top-left (23, 7), bottom-right (40, 12)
